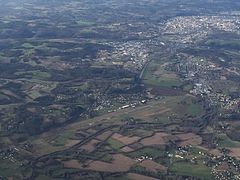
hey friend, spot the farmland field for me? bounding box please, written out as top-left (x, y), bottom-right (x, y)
top-left (0, 0), bottom-right (240, 179)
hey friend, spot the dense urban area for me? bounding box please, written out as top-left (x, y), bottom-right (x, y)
top-left (0, 0), bottom-right (240, 179)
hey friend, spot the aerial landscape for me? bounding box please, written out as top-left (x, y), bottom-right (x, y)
top-left (0, 0), bottom-right (240, 179)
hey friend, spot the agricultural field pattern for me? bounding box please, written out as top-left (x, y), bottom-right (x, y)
top-left (0, 0), bottom-right (240, 179)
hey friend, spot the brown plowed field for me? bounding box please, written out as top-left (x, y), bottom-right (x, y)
top-left (140, 160), bottom-right (167, 173)
top-left (176, 133), bottom-right (202, 146)
top-left (112, 133), bottom-right (140, 145)
top-left (140, 132), bottom-right (169, 146)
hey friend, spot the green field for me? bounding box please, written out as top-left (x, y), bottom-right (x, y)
top-left (15, 70), bottom-right (51, 80)
top-left (142, 60), bottom-right (182, 88)
top-left (172, 96), bottom-right (204, 118)
top-left (170, 161), bottom-right (212, 180)
top-left (206, 39), bottom-right (240, 48)
top-left (186, 102), bottom-right (203, 116)
top-left (107, 138), bottom-right (124, 150)
top-left (0, 159), bottom-right (22, 179)
top-left (217, 134), bottom-right (240, 148)
top-left (53, 131), bottom-right (77, 146)
top-left (76, 20), bottom-right (94, 26)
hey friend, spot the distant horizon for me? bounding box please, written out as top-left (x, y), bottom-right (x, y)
top-left (0, 0), bottom-right (239, 179)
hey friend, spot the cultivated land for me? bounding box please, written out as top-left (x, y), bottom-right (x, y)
top-left (0, 0), bottom-right (240, 179)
